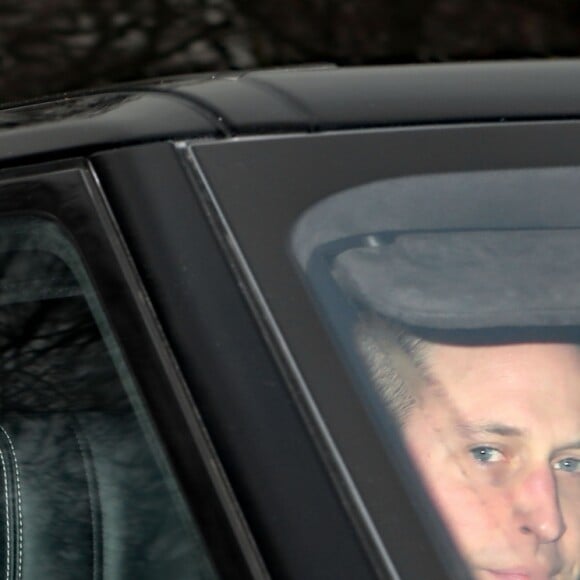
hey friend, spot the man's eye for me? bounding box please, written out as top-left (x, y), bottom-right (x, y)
top-left (469, 446), bottom-right (503, 464)
top-left (554, 457), bottom-right (580, 473)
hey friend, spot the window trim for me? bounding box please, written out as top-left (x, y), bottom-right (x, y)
top-left (92, 142), bottom-right (382, 580)
top-left (0, 159), bottom-right (266, 580)
top-left (185, 121), bottom-right (580, 579)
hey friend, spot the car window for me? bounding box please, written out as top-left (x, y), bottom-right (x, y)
top-left (0, 216), bottom-right (219, 579)
top-left (292, 168), bottom-right (580, 580)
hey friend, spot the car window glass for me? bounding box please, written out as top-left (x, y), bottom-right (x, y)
top-left (0, 216), bottom-right (219, 579)
top-left (293, 171), bottom-right (580, 580)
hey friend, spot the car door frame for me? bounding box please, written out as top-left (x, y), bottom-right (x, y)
top-left (0, 158), bottom-right (267, 580)
top-left (182, 119), bottom-right (580, 580)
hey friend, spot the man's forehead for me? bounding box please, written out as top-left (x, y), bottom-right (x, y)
top-left (418, 341), bottom-right (580, 421)
top-left (426, 340), bottom-right (580, 375)
top-left (410, 341), bottom-right (580, 439)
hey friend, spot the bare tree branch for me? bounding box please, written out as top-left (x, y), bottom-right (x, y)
top-left (0, 0), bottom-right (580, 100)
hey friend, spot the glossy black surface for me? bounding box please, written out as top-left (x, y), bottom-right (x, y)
top-left (189, 119), bottom-right (580, 579)
top-left (221, 60), bottom-right (580, 130)
top-left (0, 163), bottom-right (254, 579)
top-left (92, 143), bottom-right (379, 580)
top-left (0, 60), bottom-right (578, 579)
top-left (1, 61), bottom-right (580, 164)
top-left (0, 91), bottom-right (220, 164)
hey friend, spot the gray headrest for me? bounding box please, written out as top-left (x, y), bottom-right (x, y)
top-left (334, 229), bottom-right (580, 329)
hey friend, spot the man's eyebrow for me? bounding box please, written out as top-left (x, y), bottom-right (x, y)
top-left (456, 421), bottom-right (525, 438)
top-left (553, 440), bottom-right (580, 454)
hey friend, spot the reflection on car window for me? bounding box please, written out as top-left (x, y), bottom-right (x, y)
top-left (293, 172), bottom-right (580, 580)
top-left (0, 217), bottom-right (218, 579)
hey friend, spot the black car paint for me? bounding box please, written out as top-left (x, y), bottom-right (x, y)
top-left (93, 144), bottom-right (383, 580)
top-left (0, 61), bottom-right (576, 579)
top-left (0, 61), bottom-right (580, 164)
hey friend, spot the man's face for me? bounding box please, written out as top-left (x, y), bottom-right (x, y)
top-left (402, 342), bottom-right (580, 580)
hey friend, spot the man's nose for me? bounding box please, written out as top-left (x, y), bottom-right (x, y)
top-left (514, 466), bottom-right (566, 544)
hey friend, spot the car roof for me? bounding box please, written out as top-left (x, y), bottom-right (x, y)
top-left (1, 59), bottom-right (580, 164)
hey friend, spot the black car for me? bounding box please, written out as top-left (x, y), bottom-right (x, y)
top-left (1, 60), bottom-right (580, 580)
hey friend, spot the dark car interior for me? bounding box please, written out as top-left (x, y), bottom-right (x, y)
top-left (0, 218), bottom-right (216, 579)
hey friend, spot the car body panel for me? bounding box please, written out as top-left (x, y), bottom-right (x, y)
top-left (0, 60), bottom-right (577, 579)
top-left (188, 117), bottom-right (580, 578)
top-left (1, 61), bottom-right (580, 164)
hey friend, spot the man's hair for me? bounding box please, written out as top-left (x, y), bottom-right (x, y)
top-left (353, 312), bottom-right (431, 424)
